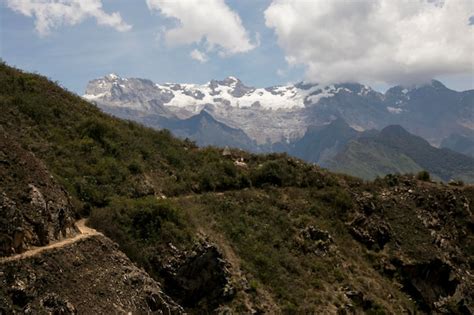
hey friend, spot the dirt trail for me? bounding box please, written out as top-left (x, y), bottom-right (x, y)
top-left (168, 192), bottom-right (226, 201)
top-left (0, 219), bottom-right (102, 263)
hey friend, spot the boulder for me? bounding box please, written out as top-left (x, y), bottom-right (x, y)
top-left (160, 240), bottom-right (235, 310)
top-left (347, 214), bottom-right (391, 250)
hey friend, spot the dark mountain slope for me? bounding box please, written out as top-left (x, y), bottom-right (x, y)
top-left (96, 101), bottom-right (260, 153)
top-left (290, 117), bottom-right (360, 165)
top-left (158, 110), bottom-right (259, 152)
top-left (441, 133), bottom-right (474, 157)
top-left (378, 125), bottom-right (474, 181)
top-left (326, 137), bottom-right (423, 180)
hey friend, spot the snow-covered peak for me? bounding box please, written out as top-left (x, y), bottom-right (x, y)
top-left (84, 74), bottom-right (349, 111)
top-left (222, 76), bottom-right (239, 84)
top-left (387, 80), bottom-right (449, 96)
top-left (106, 73), bottom-right (120, 80)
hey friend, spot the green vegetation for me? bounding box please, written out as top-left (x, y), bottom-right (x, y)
top-left (328, 127), bottom-right (474, 183)
top-left (416, 170), bottom-right (431, 181)
top-left (89, 197), bottom-right (194, 269)
top-left (328, 140), bottom-right (423, 180)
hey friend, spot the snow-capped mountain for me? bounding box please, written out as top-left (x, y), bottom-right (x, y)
top-left (84, 73), bottom-right (353, 111)
top-left (84, 74), bottom-right (379, 144)
top-left (84, 74), bottom-right (473, 151)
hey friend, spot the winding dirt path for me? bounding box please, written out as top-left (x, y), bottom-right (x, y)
top-left (0, 219), bottom-right (102, 263)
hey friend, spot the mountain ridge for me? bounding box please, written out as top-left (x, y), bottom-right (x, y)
top-left (327, 124), bottom-right (474, 182)
top-left (84, 74), bottom-right (473, 148)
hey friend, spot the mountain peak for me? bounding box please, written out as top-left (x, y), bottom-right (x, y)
top-left (392, 79), bottom-right (448, 93)
top-left (106, 73), bottom-right (120, 80)
top-left (215, 76), bottom-right (241, 87)
top-left (380, 124), bottom-right (410, 135)
top-left (226, 76), bottom-right (239, 82)
top-left (197, 109), bottom-right (215, 120)
top-left (379, 124), bottom-right (432, 147)
top-left (295, 81), bottom-right (317, 90)
top-left (429, 79), bottom-right (447, 89)
top-left (409, 79), bottom-right (448, 91)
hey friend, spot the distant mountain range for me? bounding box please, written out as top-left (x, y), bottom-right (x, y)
top-left (84, 74), bottom-right (474, 181)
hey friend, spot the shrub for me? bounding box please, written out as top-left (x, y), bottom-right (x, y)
top-left (416, 170), bottom-right (431, 181)
top-left (89, 197), bottom-right (194, 267)
top-left (127, 160), bottom-right (143, 174)
top-left (252, 159), bottom-right (292, 187)
top-left (448, 179), bottom-right (464, 186)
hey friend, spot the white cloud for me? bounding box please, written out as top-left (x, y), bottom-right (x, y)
top-left (146, 0), bottom-right (255, 56)
top-left (265, 0), bottom-right (474, 85)
top-left (6, 0), bottom-right (131, 36)
top-left (190, 49), bottom-right (208, 63)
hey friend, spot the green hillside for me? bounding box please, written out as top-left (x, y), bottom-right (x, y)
top-left (328, 126), bottom-right (474, 182)
top-left (328, 139), bottom-right (423, 180)
top-left (1, 63), bottom-right (473, 314)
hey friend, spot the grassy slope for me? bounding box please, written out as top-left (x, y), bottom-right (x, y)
top-left (328, 140), bottom-right (424, 180)
top-left (328, 128), bottom-right (474, 182)
top-left (2, 63), bottom-right (472, 313)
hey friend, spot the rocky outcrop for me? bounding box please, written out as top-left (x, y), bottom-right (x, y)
top-left (295, 225), bottom-right (334, 255)
top-left (0, 236), bottom-right (183, 314)
top-left (348, 175), bottom-right (474, 314)
top-left (0, 134), bottom-right (78, 256)
top-left (347, 213), bottom-right (391, 251)
top-left (391, 258), bottom-right (460, 311)
top-left (336, 286), bottom-right (385, 314)
top-left (158, 240), bottom-right (235, 311)
top-left (347, 191), bottom-right (392, 250)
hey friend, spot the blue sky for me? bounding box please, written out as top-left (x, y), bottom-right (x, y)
top-left (1, 0), bottom-right (473, 94)
top-left (1, 0), bottom-right (304, 93)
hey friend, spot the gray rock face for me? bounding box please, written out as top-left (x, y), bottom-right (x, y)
top-left (84, 74), bottom-right (175, 112)
top-left (183, 89), bottom-right (205, 100)
top-left (0, 133), bottom-right (78, 256)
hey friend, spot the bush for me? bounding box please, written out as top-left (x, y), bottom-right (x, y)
top-left (416, 170), bottom-right (431, 181)
top-left (253, 160), bottom-right (286, 186)
top-left (89, 197), bottom-right (194, 267)
top-left (127, 160), bottom-right (143, 174)
top-left (448, 179), bottom-right (464, 186)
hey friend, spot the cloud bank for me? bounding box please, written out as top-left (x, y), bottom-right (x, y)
top-left (146, 0), bottom-right (255, 56)
top-left (265, 0), bottom-right (474, 85)
top-left (6, 0), bottom-right (131, 36)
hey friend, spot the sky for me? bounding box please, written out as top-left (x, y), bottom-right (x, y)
top-left (1, 0), bottom-right (473, 94)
